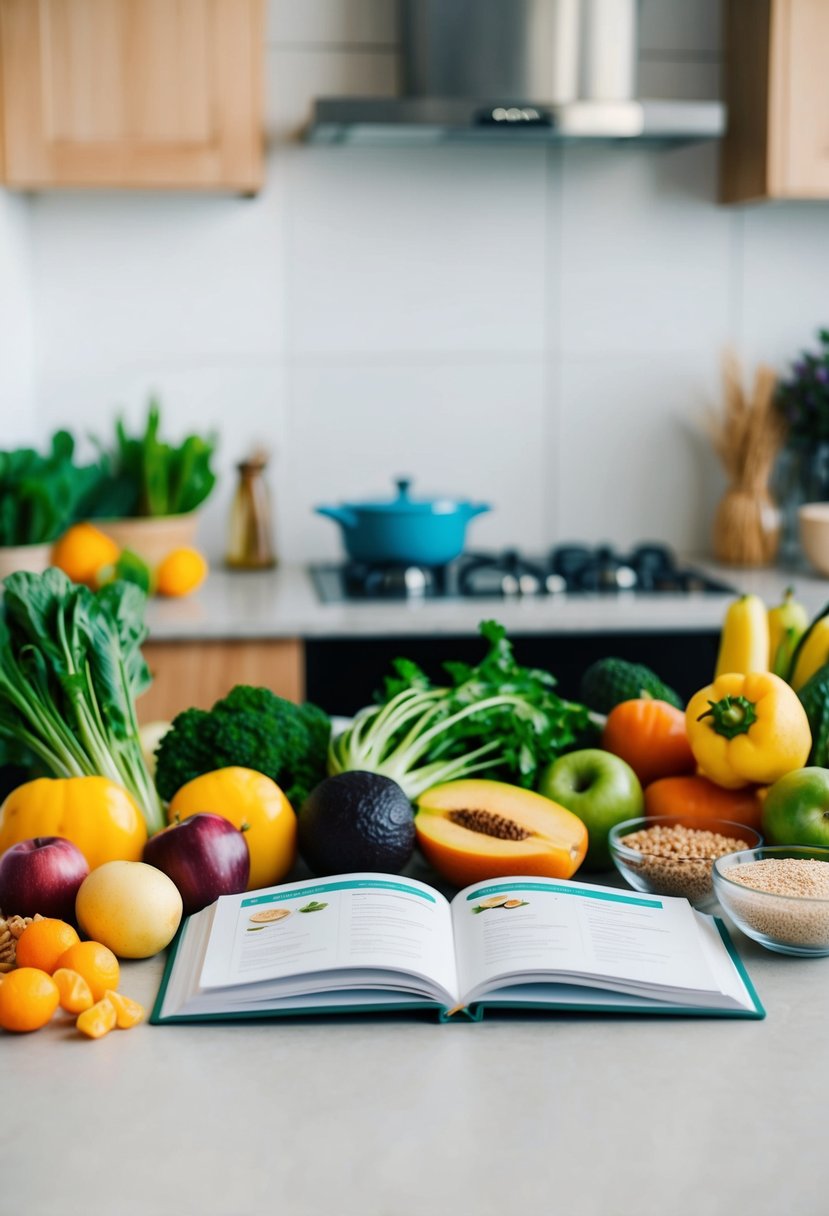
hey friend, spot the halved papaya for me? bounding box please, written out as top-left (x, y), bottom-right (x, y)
top-left (415, 779), bottom-right (588, 888)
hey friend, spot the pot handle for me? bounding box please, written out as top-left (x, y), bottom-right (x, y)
top-left (464, 502), bottom-right (491, 519)
top-left (315, 505), bottom-right (358, 530)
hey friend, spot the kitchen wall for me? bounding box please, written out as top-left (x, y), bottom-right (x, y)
top-left (0, 192), bottom-right (35, 445)
top-left (9, 0), bottom-right (829, 562)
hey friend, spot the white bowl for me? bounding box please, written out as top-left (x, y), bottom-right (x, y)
top-left (798, 503), bottom-right (829, 576)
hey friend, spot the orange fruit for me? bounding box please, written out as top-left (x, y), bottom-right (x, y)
top-left (76, 997), bottom-right (117, 1040)
top-left (56, 940), bottom-right (120, 1002)
top-left (0, 967), bottom-right (60, 1032)
top-left (15, 919), bottom-right (80, 974)
top-left (155, 547), bottom-right (208, 598)
top-left (51, 523), bottom-right (120, 587)
top-left (104, 989), bottom-right (145, 1029)
top-left (53, 968), bottom-right (94, 1014)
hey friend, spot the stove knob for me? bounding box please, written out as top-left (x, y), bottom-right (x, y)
top-left (615, 565), bottom-right (638, 590)
top-left (518, 573), bottom-right (542, 595)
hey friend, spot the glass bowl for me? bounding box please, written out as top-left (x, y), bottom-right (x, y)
top-left (713, 845), bottom-right (829, 956)
top-left (609, 816), bottom-right (763, 910)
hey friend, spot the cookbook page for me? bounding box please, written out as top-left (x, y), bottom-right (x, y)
top-left (451, 877), bottom-right (720, 1003)
top-left (199, 874), bottom-right (458, 1001)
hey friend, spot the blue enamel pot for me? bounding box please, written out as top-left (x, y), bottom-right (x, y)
top-left (315, 477), bottom-right (491, 566)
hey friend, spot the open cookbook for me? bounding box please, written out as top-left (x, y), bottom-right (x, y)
top-left (151, 872), bottom-right (764, 1024)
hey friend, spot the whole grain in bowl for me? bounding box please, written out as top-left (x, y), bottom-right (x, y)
top-left (619, 824), bottom-right (749, 902)
top-left (722, 858), bottom-right (829, 947)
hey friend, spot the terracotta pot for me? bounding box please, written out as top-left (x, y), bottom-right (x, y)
top-left (0, 542), bottom-right (53, 580)
top-left (96, 513), bottom-right (199, 569)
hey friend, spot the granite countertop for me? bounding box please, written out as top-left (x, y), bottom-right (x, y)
top-left (144, 558), bottom-right (829, 641)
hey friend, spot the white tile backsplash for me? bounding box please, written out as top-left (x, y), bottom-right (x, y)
top-left (4, 0), bottom-right (828, 561)
top-left (0, 193), bottom-right (36, 444)
top-left (556, 354), bottom-right (725, 551)
top-left (31, 179), bottom-right (287, 384)
top-left (559, 143), bottom-right (735, 357)
top-left (740, 203), bottom-right (829, 370)
top-left (278, 360), bottom-right (549, 561)
top-left (283, 144), bottom-right (550, 357)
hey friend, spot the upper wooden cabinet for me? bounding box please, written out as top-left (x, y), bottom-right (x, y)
top-left (0, 0), bottom-right (264, 191)
top-left (722, 0), bottom-right (829, 202)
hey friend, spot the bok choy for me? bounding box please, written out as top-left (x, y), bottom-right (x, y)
top-left (0, 568), bottom-right (164, 833)
top-left (328, 621), bottom-right (593, 800)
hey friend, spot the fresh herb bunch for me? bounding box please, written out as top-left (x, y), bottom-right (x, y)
top-left (0, 568), bottom-right (164, 833)
top-left (0, 432), bottom-right (102, 547)
top-left (776, 329), bottom-right (829, 443)
top-left (328, 620), bottom-right (593, 800)
top-left (91, 399), bottom-right (217, 519)
top-left (154, 685), bottom-right (331, 808)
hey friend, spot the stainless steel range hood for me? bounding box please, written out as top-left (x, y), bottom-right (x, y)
top-left (308, 0), bottom-right (725, 146)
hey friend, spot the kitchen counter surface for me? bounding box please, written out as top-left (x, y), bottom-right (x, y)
top-left (3, 903), bottom-right (826, 1216)
top-left (144, 558), bottom-right (829, 641)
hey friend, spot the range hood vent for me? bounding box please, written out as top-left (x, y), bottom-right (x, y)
top-left (308, 0), bottom-right (725, 146)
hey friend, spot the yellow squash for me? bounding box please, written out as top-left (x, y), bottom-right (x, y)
top-left (0, 776), bottom-right (147, 870)
top-left (168, 766), bottom-right (296, 891)
top-left (715, 594), bottom-right (769, 678)
top-left (767, 587), bottom-right (808, 678)
top-left (686, 672), bottom-right (811, 789)
top-left (790, 613), bottom-right (829, 691)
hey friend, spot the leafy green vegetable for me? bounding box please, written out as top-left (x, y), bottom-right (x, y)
top-left (798, 663), bottom-right (829, 766)
top-left (154, 684), bottom-right (331, 807)
top-left (328, 621), bottom-right (593, 801)
top-left (89, 399), bottom-right (217, 519)
top-left (0, 432), bottom-right (103, 546)
top-left (0, 568), bottom-right (163, 832)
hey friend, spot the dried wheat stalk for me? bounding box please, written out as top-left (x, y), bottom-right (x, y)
top-left (708, 351), bottom-right (786, 491)
top-left (708, 352), bottom-right (786, 566)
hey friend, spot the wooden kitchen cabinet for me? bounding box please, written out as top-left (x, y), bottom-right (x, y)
top-left (0, 0), bottom-right (264, 191)
top-left (138, 639), bottom-right (304, 723)
top-left (722, 0), bottom-right (829, 202)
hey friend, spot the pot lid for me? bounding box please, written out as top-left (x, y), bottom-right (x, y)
top-left (346, 478), bottom-right (468, 514)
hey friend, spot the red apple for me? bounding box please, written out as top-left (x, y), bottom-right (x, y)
top-left (143, 813), bottom-right (250, 916)
top-left (0, 836), bottom-right (90, 921)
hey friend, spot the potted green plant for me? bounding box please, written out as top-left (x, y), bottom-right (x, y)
top-left (774, 328), bottom-right (829, 558)
top-left (0, 432), bottom-right (101, 579)
top-left (90, 399), bottom-right (217, 567)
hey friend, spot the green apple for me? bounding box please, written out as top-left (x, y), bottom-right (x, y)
top-left (762, 767), bottom-right (829, 847)
top-left (538, 749), bottom-right (644, 871)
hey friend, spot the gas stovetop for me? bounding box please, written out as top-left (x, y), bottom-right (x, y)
top-left (310, 544), bottom-right (736, 603)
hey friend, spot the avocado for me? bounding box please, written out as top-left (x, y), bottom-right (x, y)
top-left (298, 772), bottom-right (415, 876)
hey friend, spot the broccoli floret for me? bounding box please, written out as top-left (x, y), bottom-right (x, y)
top-left (154, 685), bottom-right (331, 808)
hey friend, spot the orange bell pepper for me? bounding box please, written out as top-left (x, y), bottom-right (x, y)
top-left (643, 774), bottom-right (764, 833)
top-left (602, 699), bottom-right (695, 787)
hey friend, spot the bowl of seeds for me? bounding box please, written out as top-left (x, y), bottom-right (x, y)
top-left (608, 816), bottom-right (762, 909)
top-left (713, 845), bottom-right (829, 956)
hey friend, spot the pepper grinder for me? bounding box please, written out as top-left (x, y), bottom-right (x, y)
top-left (226, 451), bottom-right (277, 570)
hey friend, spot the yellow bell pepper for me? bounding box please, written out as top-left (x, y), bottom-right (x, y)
top-left (0, 776), bottom-right (147, 870)
top-left (685, 672), bottom-right (811, 789)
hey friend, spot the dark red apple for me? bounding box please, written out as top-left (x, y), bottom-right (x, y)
top-left (143, 813), bottom-right (250, 915)
top-left (0, 837), bottom-right (90, 921)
